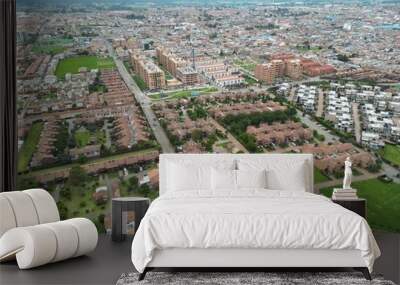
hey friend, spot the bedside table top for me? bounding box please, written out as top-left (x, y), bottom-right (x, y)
top-left (112, 197), bottom-right (150, 202)
top-left (332, 198), bottom-right (366, 202)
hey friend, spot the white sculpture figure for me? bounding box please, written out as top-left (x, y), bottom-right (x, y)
top-left (343, 157), bottom-right (352, 189)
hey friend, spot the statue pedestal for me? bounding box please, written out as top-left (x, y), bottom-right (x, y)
top-left (332, 188), bottom-right (358, 200)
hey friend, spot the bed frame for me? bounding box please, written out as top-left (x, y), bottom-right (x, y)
top-left (138, 154), bottom-right (372, 281)
top-left (139, 248), bottom-right (371, 280)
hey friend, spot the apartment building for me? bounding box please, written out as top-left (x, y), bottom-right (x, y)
top-left (176, 66), bottom-right (198, 85)
top-left (301, 59), bottom-right (336, 77)
top-left (255, 58), bottom-right (302, 83)
top-left (131, 52), bottom-right (166, 90)
top-left (326, 90), bottom-right (353, 133)
top-left (195, 58), bottom-right (243, 87)
top-left (156, 46), bottom-right (199, 85)
top-left (296, 85), bottom-right (317, 113)
top-left (255, 63), bottom-right (276, 84)
top-left (361, 131), bottom-right (384, 149)
top-left (286, 59), bottom-right (303, 80)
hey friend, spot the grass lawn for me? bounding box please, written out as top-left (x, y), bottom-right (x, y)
top-left (296, 46), bottom-right (322, 52)
top-left (96, 130), bottom-right (106, 145)
top-left (234, 59), bottom-right (256, 72)
top-left (123, 60), bottom-right (132, 71)
top-left (18, 122), bottom-right (44, 172)
top-left (33, 45), bottom-right (66, 55)
top-left (74, 128), bottom-right (91, 148)
top-left (149, 87), bottom-right (218, 100)
top-left (314, 167), bottom-right (330, 183)
top-left (32, 38), bottom-right (73, 55)
top-left (243, 74), bottom-right (258, 85)
top-left (379, 144), bottom-right (400, 166)
top-left (55, 56), bottom-right (115, 79)
top-left (62, 180), bottom-right (107, 225)
top-left (320, 179), bottom-right (400, 233)
top-left (133, 75), bottom-right (148, 91)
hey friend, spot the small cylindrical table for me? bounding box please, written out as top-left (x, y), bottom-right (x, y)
top-left (112, 197), bottom-right (150, 242)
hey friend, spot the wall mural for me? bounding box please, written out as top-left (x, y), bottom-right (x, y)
top-left (16, 1), bottom-right (400, 233)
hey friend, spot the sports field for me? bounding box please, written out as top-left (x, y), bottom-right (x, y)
top-left (55, 56), bottom-right (115, 79)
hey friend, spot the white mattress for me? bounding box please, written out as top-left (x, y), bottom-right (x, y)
top-left (131, 190), bottom-right (380, 273)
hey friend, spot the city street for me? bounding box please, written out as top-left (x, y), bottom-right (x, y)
top-left (352, 102), bottom-right (361, 143)
top-left (208, 118), bottom-right (249, 153)
top-left (316, 89), bottom-right (324, 117)
top-left (300, 113), bottom-right (338, 143)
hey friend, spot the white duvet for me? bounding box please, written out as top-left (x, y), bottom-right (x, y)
top-left (131, 190), bottom-right (380, 273)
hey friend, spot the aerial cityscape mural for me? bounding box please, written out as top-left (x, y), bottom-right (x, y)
top-left (15, 0), bottom-right (400, 233)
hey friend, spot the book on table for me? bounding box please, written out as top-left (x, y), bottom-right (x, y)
top-left (332, 188), bottom-right (358, 200)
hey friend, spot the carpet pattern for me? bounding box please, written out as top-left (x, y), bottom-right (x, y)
top-left (117, 272), bottom-right (396, 285)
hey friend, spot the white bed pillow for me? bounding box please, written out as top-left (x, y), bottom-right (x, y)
top-left (212, 168), bottom-right (237, 191)
top-left (236, 169), bottom-right (267, 189)
top-left (266, 164), bottom-right (306, 191)
top-left (238, 159), bottom-right (308, 191)
top-left (167, 162), bottom-right (212, 192)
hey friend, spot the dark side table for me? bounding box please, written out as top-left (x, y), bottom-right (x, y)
top-left (332, 198), bottom-right (366, 218)
top-left (112, 197), bottom-right (150, 242)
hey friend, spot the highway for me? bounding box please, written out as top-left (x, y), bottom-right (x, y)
top-left (105, 40), bottom-right (175, 153)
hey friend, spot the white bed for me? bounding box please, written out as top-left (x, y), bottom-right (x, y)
top-left (131, 154), bottom-right (380, 280)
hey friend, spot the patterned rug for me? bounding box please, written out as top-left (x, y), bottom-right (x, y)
top-left (116, 271), bottom-right (396, 285)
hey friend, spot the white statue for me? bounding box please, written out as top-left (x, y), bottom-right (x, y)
top-left (343, 157), bottom-right (352, 190)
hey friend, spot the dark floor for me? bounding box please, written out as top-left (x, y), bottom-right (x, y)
top-left (0, 234), bottom-right (133, 285)
top-left (1, 232), bottom-right (399, 285)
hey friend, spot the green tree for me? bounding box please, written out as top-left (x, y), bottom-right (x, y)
top-left (137, 184), bottom-right (150, 197)
top-left (17, 174), bottom-right (39, 190)
top-left (57, 201), bottom-right (68, 219)
top-left (78, 155), bottom-right (88, 164)
top-left (337, 54), bottom-right (350, 62)
top-left (67, 165), bottom-right (88, 187)
top-left (60, 187), bottom-right (71, 200)
top-left (129, 176), bottom-right (139, 189)
top-left (191, 129), bottom-right (203, 142)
